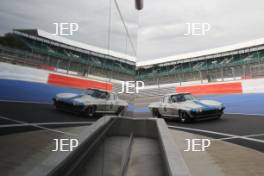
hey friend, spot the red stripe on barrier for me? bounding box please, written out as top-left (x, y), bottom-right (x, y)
top-left (176, 82), bottom-right (242, 95)
top-left (48, 73), bottom-right (112, 91)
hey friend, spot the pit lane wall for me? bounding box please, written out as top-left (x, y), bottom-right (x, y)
top-left (0, 62), bottom-right (112, 91)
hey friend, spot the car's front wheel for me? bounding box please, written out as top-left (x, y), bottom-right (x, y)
top-left (85, 105), bottom-right (96, 117)
top-left (152, 108), bottom-right (162, 118)
top-left (116, 106), bottom-right (126, 116)
top-left (179, 111), bottom-right (191, 123)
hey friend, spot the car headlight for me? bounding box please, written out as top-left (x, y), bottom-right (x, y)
top-left (73, 101), bottom-right (84, 106)
top-left (197, 108), bottom-right (203, 112)
top-left (191, 108), bottom-right (203, 113)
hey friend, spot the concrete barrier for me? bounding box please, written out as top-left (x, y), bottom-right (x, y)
top-left (175, 78), bottom-right (264, 95)
top-left (48, 73), bottom-right (112, 91)
top-left (26, 117), bottom-right (113, 176)
top-left (0, 62), bottom-right (113, 91)
top-left (242, 78), bottom-right (264, 93)
top-left (26, 117), bottom-right (190, 176)
top-left (176, 82), bottom-right (242, 95)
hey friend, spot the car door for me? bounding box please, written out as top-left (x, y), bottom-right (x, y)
top-left (96, 92), bottom-right (108, 112)
top-left (159, 96), bottom-right (169, 116)
top-left (173, 95), bottom-right (182, 117)
top-left (105, 93), bottom-right (116, 113)
top-left (166, 96), bottom-right (177, 116)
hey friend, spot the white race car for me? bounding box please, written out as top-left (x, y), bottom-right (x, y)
top-left (53, 88), bottom-right (128, 117)
top-left (149, 93), bottom-right (225, 122)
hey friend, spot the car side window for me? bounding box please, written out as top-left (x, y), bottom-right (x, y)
top-left (98, 92), bottom-right (110, 99)
top-left (171, 95), bottom-right (178, 103)
top-left (171, 95), bottom-right (185, 102)
top-left (168, 96), bottom-right (172, 103)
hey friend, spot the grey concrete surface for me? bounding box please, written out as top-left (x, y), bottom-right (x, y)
top-left (108, 117), bottom-right (159, 138)
top-left (79, 137), bottom-right (166, 176)
top-left (40, 116), bottom-right (113, 176)
top-left (75, 117), bottom-right (190, 176)
top-left (0, 126), bottom-right (91, 176)
top-left (41, 117), bottom-right (190, 176)
top-left (157, 119), bottom-right (190, 176)
top-left (170, 129), bottom-right (264, 176)
top-left (79, 136), bottom-right (130, 176)
top-left (127, 138), bottom-right (166, 176)
top-left (1, 118), bottom-right (263, 176)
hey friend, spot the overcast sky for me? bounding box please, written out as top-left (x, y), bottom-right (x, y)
top-left (138, 0), bottom-right (264, 60)
top-left (0, 0), bottom-right (139, 57)
top-left (1, 0), bottom-right (264, 61)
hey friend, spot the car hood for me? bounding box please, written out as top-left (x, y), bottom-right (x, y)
top-left (55, 93), bottom-right (79, 99)
top-left (177, 100), bottom-right (223, 110)
top-left (55, 93), bottom-right (98, 104)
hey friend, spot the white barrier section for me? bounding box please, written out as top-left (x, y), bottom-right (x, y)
top-left (0, 63), bottom-right (49, 83)
top-left (0, 62), bottom-right (121, 86)
top-left (242, 78), bottom-right (264, 93)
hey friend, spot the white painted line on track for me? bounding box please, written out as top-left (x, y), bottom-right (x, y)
top-left (0, 115), bottom-right (78, 137)
top-left (0, 99), bottom-right (52, 104)
top-left (225, 112), bottom-right (264, 116)
top-left (245, 133), bottom-right (264, 138)
top-left (168, 126), bottom-right (264, 144)
top-left (211, 133), bottom-right (264, 141)
top-left (0, 121), bottom-right (93, 128)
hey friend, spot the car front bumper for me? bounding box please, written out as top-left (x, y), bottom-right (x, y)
top-left (53, 99), bottom-right (85, 114)
top-left (189, 108), bottom-right (224, 119)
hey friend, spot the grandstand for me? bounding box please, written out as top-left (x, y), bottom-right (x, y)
top-left (0, 29), bottom-right (136, 81)
top-left (136, 39), bottom-right (264, 85)
top-left (1, 29), bottom-right (264, 88)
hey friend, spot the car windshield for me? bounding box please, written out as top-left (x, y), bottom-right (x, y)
top-left (82, 89), bottom-right (109, 99)
top-left (171, 94), bottom-right (196, 103)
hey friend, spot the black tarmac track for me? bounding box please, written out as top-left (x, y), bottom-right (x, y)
top-left (0, 102), bottom-right (263, 152)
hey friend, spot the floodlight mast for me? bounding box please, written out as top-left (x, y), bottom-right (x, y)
top-left (135, 0), bottom-right (143, 10)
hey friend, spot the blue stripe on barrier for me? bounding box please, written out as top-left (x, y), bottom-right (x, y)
top-left (0, 79), bottom-right (263, 115)
top-left (198, 94), bottom-right (264, 115)
top-left (0, 79), bottom-right (82, 103)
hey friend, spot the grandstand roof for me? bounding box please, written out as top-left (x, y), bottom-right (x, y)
top-left (13, 29), bottom-right (136, 63)
top-left (137, 38), bottom-right (264, 67)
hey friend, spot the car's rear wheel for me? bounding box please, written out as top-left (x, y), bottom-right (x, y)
top-left (85, 105), bottom-right (96, 117)
top-left (179, 111), bottom-right (191, 123)
top-left (116, 106), bottom-right (126, 116)
top-left (152, 108), bottom-right (162, 118)
top-left (53, 101), bottom-right (59, 110)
